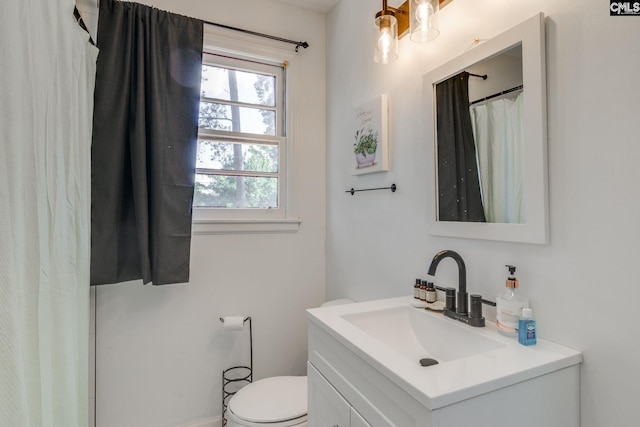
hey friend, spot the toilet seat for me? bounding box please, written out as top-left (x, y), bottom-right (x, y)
top-left (227, 376), bottom-right (308, 427)
top-left (227, 411), bottom-right (307, 427)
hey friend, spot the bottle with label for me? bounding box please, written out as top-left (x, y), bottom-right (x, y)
top-left (414, 278), bottom-right (421, 299)
top-left (518, 308), bottom-right (537, 346)
top-left (425, 282), bottom-right (437, 303)
top-left (496, 265), bottom-right (529, 337)
top-left (420, 280), bottom-right (428, 302)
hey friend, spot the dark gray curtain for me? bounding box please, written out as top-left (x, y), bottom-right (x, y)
top-left (90, 0), bottom-right (203, 285)
top-left (436, 72), bottom-right (486, 222)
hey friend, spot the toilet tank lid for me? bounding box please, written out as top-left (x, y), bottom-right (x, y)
top-left (228, 376), bottom-right (307, 423)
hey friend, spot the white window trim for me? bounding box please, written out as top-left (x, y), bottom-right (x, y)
top-left (193, 26), bottom-right (301, 234)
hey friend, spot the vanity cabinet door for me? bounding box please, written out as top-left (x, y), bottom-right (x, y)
top-left (351, 408), bottom-right (372, 427)
top-left (308, 363), bottom-right (350, 427)
top-left (307, 363), bottom-right (351, 427)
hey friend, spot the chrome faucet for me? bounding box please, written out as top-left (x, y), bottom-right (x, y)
top-left (427, 250), bottom-right (487, 327)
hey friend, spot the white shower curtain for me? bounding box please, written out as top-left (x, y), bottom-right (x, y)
top-left (470, 92), bottom-right (526, 224)
top-left (0, 0), bottom-right (97, 426)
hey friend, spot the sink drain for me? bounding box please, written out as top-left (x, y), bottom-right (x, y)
top-left (419, 358), bottom-right (439, 367)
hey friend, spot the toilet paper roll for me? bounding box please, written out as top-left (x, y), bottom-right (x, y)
top-left (222, 316), bottom-right (246, 331)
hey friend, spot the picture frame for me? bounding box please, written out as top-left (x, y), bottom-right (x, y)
top-left (351, 95), bottom-right (389, 175)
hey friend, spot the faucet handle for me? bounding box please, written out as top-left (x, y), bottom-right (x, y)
top-left (445, 288), bottom-right (456, 312)
top-left (470, 294), bottom-right (483, 319)
top-left (468, 294), bottom-right (486, 327)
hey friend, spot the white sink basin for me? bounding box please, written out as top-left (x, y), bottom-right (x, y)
top-left (307, 296), bottom-right (582, 409)
top-left (342, 305), bottom-right (505, 364)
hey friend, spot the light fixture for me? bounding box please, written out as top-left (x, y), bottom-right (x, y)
top-left (409, 0), bottom-right (440, 42)
top-left (373, 1), bottom-right (402, 64)
top-left (374, 0), bottom-right (447, 64)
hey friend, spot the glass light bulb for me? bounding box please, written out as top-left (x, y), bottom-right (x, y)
top-left (416, 2), bottom-right (434, 24)
top-left (378, 27), bottom-right (393, 61)
top-left (373, 14), bottom-right (398, 64)
top-left (410, 0), bottom-right (440, 43)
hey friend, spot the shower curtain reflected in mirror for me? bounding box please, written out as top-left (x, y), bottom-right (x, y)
top-left (436, 72), bottom-right (486, 222)
top-left (470, 92), bottom-right (526, 223)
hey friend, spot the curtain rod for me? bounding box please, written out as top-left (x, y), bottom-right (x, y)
top-left (202, 20), bottom-right (309, 52)
top-left (468, 72), bottom-right (488, 80)
top-left (93, 1), bottom-right (308, 51)
top-left (470, 84), bottom-right (524, 106)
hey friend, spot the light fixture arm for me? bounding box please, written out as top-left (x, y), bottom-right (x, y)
top-left (384, 2), bottom-right (409, 17)
top-left (377, 0), bottom-right (410, 38)
top-left (373, 0), bottom-right (450, 64)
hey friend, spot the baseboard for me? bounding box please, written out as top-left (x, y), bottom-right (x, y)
top-left (178, 416), bottom-right (222, 427)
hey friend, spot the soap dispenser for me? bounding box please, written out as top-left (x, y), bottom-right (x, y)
top-left (496, 265), bottom-right (530, 337)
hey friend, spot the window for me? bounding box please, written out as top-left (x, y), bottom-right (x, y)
top-left (194, 53), bottom-right (287, 219)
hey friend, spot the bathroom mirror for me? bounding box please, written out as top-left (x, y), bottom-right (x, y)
top-left (424, 13), bottom-right (548, 244)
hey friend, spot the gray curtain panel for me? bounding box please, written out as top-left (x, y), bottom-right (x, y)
top-left (435, 72), bottom-right (486, 223)
top-left (91, 0), bottom-right (203, 285)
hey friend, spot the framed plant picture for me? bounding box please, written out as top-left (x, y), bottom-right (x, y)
top-left (351, 95), bottom-right (389, 175)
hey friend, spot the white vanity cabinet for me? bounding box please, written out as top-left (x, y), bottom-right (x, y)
top-left (307, 323), bottom-right (433, 427)
top-left (308, 363), bottom-right (372, 427)
top-left (349, 407), bottom-right (371, 427)
top-left (307, 297), bottom-right (582, 427)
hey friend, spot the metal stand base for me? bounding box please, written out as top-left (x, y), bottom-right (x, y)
top-left (220, 317), bottom-right (253, 427)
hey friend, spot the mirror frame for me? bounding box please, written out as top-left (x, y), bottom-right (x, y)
top-left (424, 13), bottom-right (548, 244)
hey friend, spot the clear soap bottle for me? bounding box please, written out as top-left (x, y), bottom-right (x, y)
top-left (496, 265), bottom-right (529, 337)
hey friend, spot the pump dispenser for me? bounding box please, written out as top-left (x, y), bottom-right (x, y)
top-left (506, 265), bottom-right (518, 289)
top-left (496, 265), bottom-right (529, 337)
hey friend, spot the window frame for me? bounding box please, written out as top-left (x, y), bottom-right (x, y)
top-left (192, 27), bottom-right (300, 234)
top-left (195, 53), bottom-right (286, 217)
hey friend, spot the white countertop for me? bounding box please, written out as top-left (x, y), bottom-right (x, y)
top-left (307, 296), bottom-right (582, 410)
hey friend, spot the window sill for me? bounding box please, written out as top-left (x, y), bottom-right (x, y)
top-left (192, 218), bottom-right (301, 235)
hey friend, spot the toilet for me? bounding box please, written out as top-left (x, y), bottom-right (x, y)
top-left (225, 299), bottom-right (353, 427)
top-left (226, 376), bottom-right (308, 427)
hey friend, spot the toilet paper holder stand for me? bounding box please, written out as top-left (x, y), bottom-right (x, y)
top-left (219, 317), bottom-right (253, 426)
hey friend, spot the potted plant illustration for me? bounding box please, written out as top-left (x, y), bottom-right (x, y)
top-left (353, 128), bottom-right (378, 168)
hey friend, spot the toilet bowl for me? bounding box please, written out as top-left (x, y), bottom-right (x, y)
top-left (226, 376), bottom-right (307, 427)
top-left (225, 299), bottom-right (353, 427)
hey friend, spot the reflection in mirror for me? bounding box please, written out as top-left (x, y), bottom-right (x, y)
top-left (436, 45), bottom-right (524, 224)
top-left (436, 72), bottom-right (485, 222)
top-left (424, 13), bottom-right (548, 244)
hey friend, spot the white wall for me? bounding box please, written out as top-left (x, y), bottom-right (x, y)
top-left (92, 1), bottom-right (326, 426)
top-left (326, 1), bottom-right (640, 426)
